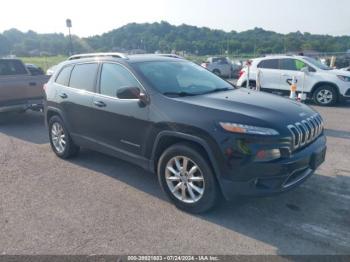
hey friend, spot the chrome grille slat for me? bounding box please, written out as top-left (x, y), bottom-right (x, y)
top-left (287, 114), bottom-right (324, 151)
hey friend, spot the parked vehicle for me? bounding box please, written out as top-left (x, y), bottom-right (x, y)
top-left (0, 59), bottom-right (49, 113)
top-left (341, 66), bottom-right (350, 72)
top-left (46, 65), bottom-right (57, 76)
top-left (44, 53), bottom-right (327, 213)
top-left (25, 63), bottom-right (45, 76)
top-left (201, 57), bottom-right (233, 78)
top-left (237, 55), bottom-right (350, 106)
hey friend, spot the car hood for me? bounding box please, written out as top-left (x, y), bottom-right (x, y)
top-left (325, 69), bottom-right (350, 77)
top-left (175, 88), bottom-right (318, 128)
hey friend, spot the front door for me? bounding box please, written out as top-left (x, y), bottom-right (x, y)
top-left (279, 58), bottom-right (305, 92)
top-left (90, 63), bottom-right (150, 156)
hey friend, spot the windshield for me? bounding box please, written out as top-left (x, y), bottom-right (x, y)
top-left (133, 61), bottom-right (234, 96)
top-left (303, 57), bottom-right (331, 70)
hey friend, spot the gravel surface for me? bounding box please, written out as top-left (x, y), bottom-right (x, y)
top-left (0, 101), bottom-right (349, 255)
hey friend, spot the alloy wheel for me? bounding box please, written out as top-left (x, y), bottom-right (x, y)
top-left (316, 89), bottom-right (333, 104)
top-left (51, 122), bottom-right (66, 154)
top-left (165, 156), bottom-right (205, 204)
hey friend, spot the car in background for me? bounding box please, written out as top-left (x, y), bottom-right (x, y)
top-left (201, 57), bottom-right (234, 78)
top-left (0, 59), bottom-right (49, 113)
top-left (237, 55), bottom-right (350, 106)
top-left (46, 65), bottom-right (58, 76)
top-left (25, 63), bottom-right (45, 75)
top-left (341, 66), bottom-right (350, 72)
top-left (44, 53), bottom-right (326, 213)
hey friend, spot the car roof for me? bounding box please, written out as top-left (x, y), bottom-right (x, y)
top-left (253, 55), bottom-right (305, 60)
top-left (54, 53), bottom-right (186, 74)
top-left (62, 53), bottom-right (184, 65)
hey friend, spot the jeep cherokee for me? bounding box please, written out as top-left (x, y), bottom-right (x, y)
top-left (44, 53), bottom-right (327, 213)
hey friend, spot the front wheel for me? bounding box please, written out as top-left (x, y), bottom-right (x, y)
top-left (157, 143), bottom-right (220, 213)
top-left (313, 85), bottom-right (338, 106)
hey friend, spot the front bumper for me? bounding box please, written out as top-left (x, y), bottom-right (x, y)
top-left (220, 135), bottom-right (327, 200)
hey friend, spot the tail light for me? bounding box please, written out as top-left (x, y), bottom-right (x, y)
top-left (43, 83), bottom-right (48, 91)
top-left (238, 70), bottom-right (244, 79)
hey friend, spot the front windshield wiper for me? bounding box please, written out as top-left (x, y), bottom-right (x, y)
top-left (163, 91), bottom-right (198, 97)
top-left (200, 87), bottom-right (232, 95)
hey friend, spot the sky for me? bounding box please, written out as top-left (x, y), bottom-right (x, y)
top-left (0, 0), bottom-right (349, 37)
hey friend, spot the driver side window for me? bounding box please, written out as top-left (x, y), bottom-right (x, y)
top-left (100, 63), bottom-right (141, 97)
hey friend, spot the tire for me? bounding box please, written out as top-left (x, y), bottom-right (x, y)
top-left (213, 69), bottom-right (221, 77)
top-left (48, 115), bottom-right (79, 158)
top-left (157, 143), bottom-right (220, 213)
top-left (313, 85), bottom-right (338, 106)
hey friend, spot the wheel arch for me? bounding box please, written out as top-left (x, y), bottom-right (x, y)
top-left (45, 107), bottom-right (71, 131)
top-left (150, 131), bottom-right (221, 181)
top-left (311, 82), bottom-right (340, 97)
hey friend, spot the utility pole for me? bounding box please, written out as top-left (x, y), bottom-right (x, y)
top-left (66, 19), bottom-right (73, 55)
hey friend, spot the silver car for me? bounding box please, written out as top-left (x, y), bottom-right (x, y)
top-left (201, 57), bottom-right (233, 78)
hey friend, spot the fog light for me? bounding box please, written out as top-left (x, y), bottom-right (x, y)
top-left (255, 149), bottom-right (281, 162)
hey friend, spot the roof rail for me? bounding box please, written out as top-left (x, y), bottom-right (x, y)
top-left (68, 52), bottom-right (128, 60)
top-left (155, 54), bottom-right (184, 59)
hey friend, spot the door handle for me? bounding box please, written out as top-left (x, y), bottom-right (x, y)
top-left (59, 93), bottom-right (68, 99)
top-left (281, 74), bottom-right (291, 77)
top-left (29, 82), bottom-right (37, 86)
top-left (93, 101), bottom-right (106, 107)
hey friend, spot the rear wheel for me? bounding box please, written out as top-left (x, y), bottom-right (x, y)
top-left (313, 85), bottom-right (338, 106)
top-left (48, 115), bottom-right (79, 158)
top-left (157, 143), bottom-right (219, 213)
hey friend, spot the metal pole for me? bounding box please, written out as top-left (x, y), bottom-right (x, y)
top-left (68, 27), bottom-right (73, 55)
top-left (246, 60), bottom-right (251, 89)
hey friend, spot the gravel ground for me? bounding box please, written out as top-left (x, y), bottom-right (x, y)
top-left (0, 101), bottom-right (349, 255)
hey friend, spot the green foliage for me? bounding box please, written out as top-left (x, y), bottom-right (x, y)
top-left (19, 56), bottom-right (68, 71)
top-left (1, 22), bottom-right (350, 57)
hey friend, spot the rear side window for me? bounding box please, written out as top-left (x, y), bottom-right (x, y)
top-left (55, 66), bottom-right (73, 86)
top-left (0, 60), bottom-right (27, 75)
top-left (99, 63), bottom-right (140, 97)
top-left (258, 59), bottom-right (279, 69)
top-left (280, 59), bottom-right (306, 71)
top-left (69, 63), bottom-right (98, 92)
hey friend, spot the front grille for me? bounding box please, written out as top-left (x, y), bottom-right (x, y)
top-left (287, 114), bottom-right (324, 150)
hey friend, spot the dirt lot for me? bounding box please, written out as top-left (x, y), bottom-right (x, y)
top-left (0, 101), bottom-right (349, 255)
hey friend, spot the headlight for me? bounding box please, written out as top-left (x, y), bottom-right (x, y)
top-left (337, 75), bottom-right (350, 82)
top-left (219, 122), bottom-right (279, 135)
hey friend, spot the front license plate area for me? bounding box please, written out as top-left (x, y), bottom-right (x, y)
top-left (310, 148), bottom-right (326, 170)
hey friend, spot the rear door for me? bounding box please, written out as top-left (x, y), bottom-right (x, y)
top-left (90, 62), bottom-right (150, 156)
top-left (256, 59), bottom-right (280, 90)
top-left (56, 63), bottom-right (99, 137)
top-left (279, 58), bottom-right (305, 92)
top-left (0, 60), bottom-right (32, 105)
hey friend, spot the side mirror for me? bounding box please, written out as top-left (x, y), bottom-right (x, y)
top-left (116, 86), bottom-right (149, 104)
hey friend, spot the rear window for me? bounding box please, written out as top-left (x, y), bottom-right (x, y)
top-left (55, 66), bottom-right (73, 86)
top-left (69, 63), bottom-right (98, 92)
top-left (258, 59), bottom-right (279, 69)
top-left (0, 60), bottom-right (27, 76)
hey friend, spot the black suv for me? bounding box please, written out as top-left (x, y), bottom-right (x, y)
top-left (44, 53), bottom-right (327, 213)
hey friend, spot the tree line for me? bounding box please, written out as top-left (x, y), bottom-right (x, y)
top-left (1, 21), bottom-right (349, 57)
